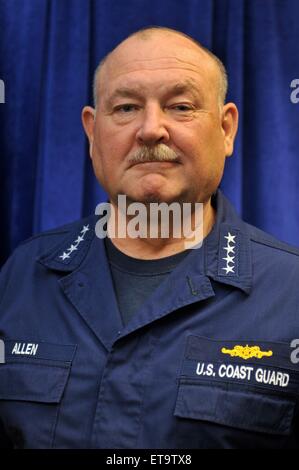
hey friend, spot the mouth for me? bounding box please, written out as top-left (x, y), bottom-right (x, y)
top-left (129, 159), bottom-right (181, 169)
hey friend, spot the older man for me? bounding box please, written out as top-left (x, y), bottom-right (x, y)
top-left (0, 27), bottom-right (299, 449)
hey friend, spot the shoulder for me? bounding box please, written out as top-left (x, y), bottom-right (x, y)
top-left (0, 214), bottom-right (98, 304)
top-left (1, 214), bottom-right (97, 272)
top-left (246, 222), bottom-right (299, 256)
top-left (245, 222), bottom-right (299, 273)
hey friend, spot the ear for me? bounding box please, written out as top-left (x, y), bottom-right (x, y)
top-left (81, 106), bottom-right (96, 158)
top-left (221, 103), bottom-right (239, 157)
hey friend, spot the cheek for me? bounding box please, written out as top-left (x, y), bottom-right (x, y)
top-left (182, 121), bottom-right (225, 162)
top-left (174, 124), bottom-right (226, 185)
top-left (94, 120), bottom-right (135, 163)
top-left (91, 129), bottom-right (133, 191)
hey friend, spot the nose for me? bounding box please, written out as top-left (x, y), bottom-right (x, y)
top-left (136, 103), bottom-right (170, 146)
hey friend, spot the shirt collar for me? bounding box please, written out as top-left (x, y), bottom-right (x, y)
top-left (204, 190), bottom-right (252, 294)
top-left (38, 190), bottom-right (252, 294)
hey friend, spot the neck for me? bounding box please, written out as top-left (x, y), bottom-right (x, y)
top-left (106, 197), bottom-right (216, 260)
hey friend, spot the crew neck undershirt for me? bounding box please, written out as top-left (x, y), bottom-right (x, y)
top-left (104, 237), bottom-right (192, 326)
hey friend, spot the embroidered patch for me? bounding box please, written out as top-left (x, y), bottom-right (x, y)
top-left (181, 336), bottom-right (299, 394)
top-left (3, 339), bottom-right (76, 362)
top-left (221, 344), bottom-right (273, 360)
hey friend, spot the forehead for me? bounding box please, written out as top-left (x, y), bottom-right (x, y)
top-left (99, 34), bottom-right (218, 98)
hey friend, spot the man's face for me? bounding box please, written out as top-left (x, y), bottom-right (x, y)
top-left (83, 33), bottom-right (238, 206)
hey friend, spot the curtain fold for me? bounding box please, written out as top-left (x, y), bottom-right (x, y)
top-left (0, 0), bottom-right (298, 266)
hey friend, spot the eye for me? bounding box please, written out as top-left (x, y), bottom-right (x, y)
top-left (114, 104), bottom-right (138, 113)
top-left (170, 104), bottom-right (194, 112)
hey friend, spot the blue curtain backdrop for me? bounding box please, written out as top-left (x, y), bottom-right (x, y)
top-left (0, 0), bottom-right (299, 266)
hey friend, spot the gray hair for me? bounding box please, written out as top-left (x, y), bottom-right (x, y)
top-left (93, 26), bottom-right (228, 108)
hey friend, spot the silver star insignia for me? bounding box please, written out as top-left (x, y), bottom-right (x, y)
top-left (74, 235), bottom-right (84, 244)
top-left (222, 255), bottom-right (235, 264)
top-left (59, 252), bottom-right (70, 260)
top-left (222, 265), bottom-right (235, 274)
top-left (67, 244), bottom-right (78, 254)
top-left (224, 232), bottom-right (236, 244)
top-left (223, 245), bottom-right (235, 254)
top-left (81, 225), bottom-right (90, 235)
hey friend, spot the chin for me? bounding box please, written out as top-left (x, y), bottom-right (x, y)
top-left (123, 184), bottom-right (189, 206)
top-left (129, 192), bottom-right (184, 206)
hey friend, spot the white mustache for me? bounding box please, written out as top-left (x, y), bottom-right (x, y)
top-left (128, 144), bottom-right (180, 165)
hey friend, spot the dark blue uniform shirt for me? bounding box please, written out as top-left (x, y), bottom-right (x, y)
top-left (1, 190), bottom-right (299, 449)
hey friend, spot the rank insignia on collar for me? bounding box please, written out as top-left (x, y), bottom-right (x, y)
top-left (58, 224), bottom-right (90, 261)
top-left (222, 231), bottom-right (236, 274)
top-left (218, 228), bottom-right (239, 277)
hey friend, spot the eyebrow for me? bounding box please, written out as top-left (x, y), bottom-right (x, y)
top-left (104, 79), bottom-right (202, 108)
